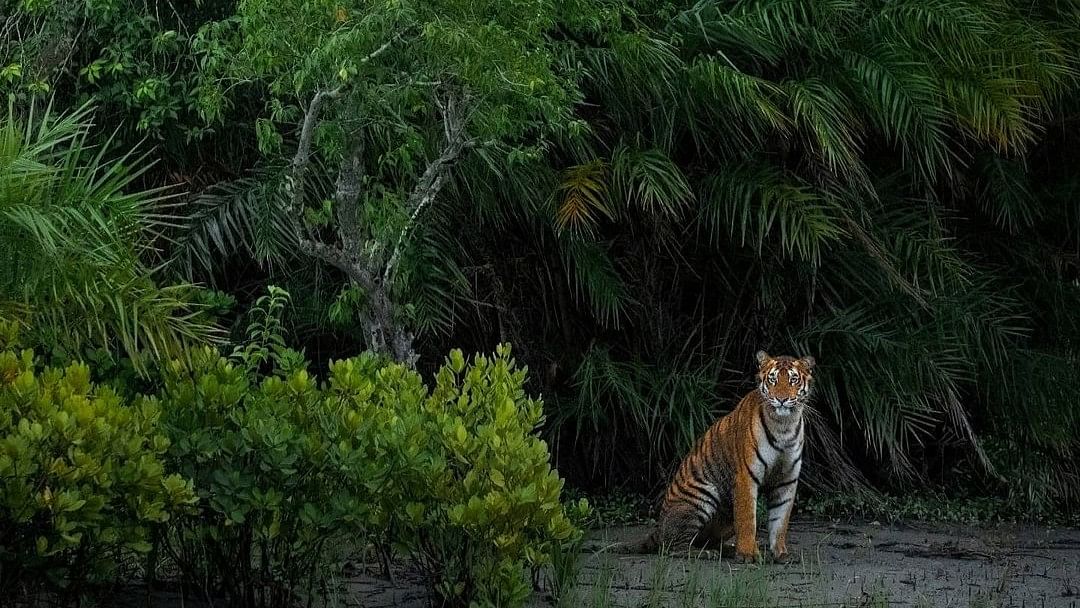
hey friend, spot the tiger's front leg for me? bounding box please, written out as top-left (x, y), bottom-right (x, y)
top-left (768, 442), bottom-right (803, 561)
top-left (766, 466), bottom-right (801, 563)
top-left (733, 464), bottom-right (760, 563)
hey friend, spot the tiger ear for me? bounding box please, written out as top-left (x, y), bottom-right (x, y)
top-left (800, 355), bottom-right (816, 370)
top-left (755, 350), bottom-right (770, 365)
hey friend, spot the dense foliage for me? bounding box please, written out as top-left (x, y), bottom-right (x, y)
top-left (163, 340), bottom-right (583, 606)
top-left (0, 326), bottom-right (196, 601)
top-left (3, 1), bottom-right (1080, 602)
top-left (0, 0), bottom-right (241, 152)
top-left (0, 103), bottom-right (220, 369)
top-left (175, 0), bottom-right (1078, 513)
top-left (0, 299), bottom-right (581, 606)
top-left (148, 289), bottom-right (583, 607)
top-left (429, 0), bottom-right (1080, 511)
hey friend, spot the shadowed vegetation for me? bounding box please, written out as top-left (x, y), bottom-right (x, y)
top-left (2, 0), bottom-right (1080, 604)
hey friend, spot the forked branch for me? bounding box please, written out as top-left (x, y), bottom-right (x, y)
top-left (383, 88), bottom-right (476, 281)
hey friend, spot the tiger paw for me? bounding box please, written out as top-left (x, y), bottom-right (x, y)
top-left (734, 551), bottom-right (760, 565)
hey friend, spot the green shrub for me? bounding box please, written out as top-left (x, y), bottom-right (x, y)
top-left (154, 286), bottom-right (418, 607)
top-left (0, 348), bottom-right (196, 601)
top-left (155, 347), bottom-right (418, 608)
top-left (155, 342), bottom-right (584, 608)
top-left (409, 345), bottom-right (588, 607)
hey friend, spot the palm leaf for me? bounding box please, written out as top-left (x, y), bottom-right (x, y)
top-left (0, 101), bottom-right (220, 369)
top-left (785, 77), bottom-right (866, 182)
top-left (558, 235), bottom-right (632, 328)
top-left (169, 170), bottom-right (299, 278)
top-left (554, 159), bottom-right (612, 234)
top-left (610, 143), bottom-right (693, 218)
top-left (686, 58), bottom-right (790, 140)
top-left (700, 160), bottom-right (846, 264)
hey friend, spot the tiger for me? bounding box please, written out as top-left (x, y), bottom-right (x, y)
top-left (616, 350), bottom-right (814, 564)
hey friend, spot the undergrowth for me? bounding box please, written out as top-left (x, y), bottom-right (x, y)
top-left (803, 492), bottom-right (1080, 527)
top-left (562, 489), bottom-right (655, 528)
top-left (570, 488), bottom-right (1080, 529)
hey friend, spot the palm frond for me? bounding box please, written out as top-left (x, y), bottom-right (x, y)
top-left (785, 77), bottom-right (866, 182)
top-left (841, 197), bottom-right (973, 300)
top-left (700, 160), bottom-right (846, 264)
top-left (686, 58), bottom-right (790, 141)
top-left (672, 0), bottom-right (858, 64)
top-left (670, 0), bottom-right (784, 65)
top-left (610, 143), bottom-right (693, 218)
top-left (0, 101), bottom-right (220, 369)
top-left (169, 170), bottom-right (299, 278)
top-left (558, 236), bottom-right (632, 328)
top-left (840, 44), bottom-right (955, 183)
top-left (554, 159), bottom-right (611, 234)
top-left (941, 70), bottom-right (1037, 152)
top-left (972, 154), bottom-right (1040, 233)
top-left (571, 32), bottom-right (684, 142)
top-left (871, 0), bottom-right (999, 50)
top-left (549, 346), bottom-right (724, 486)
top-left (394, 208), bottom-right (472, 337)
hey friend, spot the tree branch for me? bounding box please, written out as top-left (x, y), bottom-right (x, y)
top-left (334, 144), bottom-right (365, 254)
top-left (287, 37), bottom-right (398, 272)
top-left (298, 238), bottom-right (353, 275)
top-left (287, 86), bottom-right (344, 218)
top-left (383, 89), bottom-right (476, 282)
top-left (286, 36), bottom-right (398, 220)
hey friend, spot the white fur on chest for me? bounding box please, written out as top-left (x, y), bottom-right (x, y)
top-left (748, 414), bottom-right (803, 481)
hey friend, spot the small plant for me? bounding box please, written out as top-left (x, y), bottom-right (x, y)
top-left (679, 561), bottom-right (705, 608)
top-left (855, 579), bottom-right (893, 608)
top-left (0, 347), bottom-right (196, 602)
top-left (547, 535), bottom-right (585, 607)
top-left (969, 590), bottom-right (1004, 608)
top-left (586, 562), bottom-right (617, 608)
top-left (644, 552), bottom-right (672, 607)
top-left (231, 285), bottom-right (303, 375)
top-left (706, 568), bottom-right (771, 608)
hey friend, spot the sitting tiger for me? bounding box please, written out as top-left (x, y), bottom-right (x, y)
top-left (617, 351), bottom-right (814, 563)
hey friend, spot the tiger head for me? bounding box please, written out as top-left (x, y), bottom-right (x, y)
top-left (755, 351), bottom-right (816, 418)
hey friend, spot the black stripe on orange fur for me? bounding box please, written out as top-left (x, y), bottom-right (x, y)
top-left (744, 459), bottom-right (762, 486)
top-left (758, 407), bottom-right (781, 451)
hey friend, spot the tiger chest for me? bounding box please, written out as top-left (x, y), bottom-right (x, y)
top-left (753, 419), bottom-right (803, 486)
